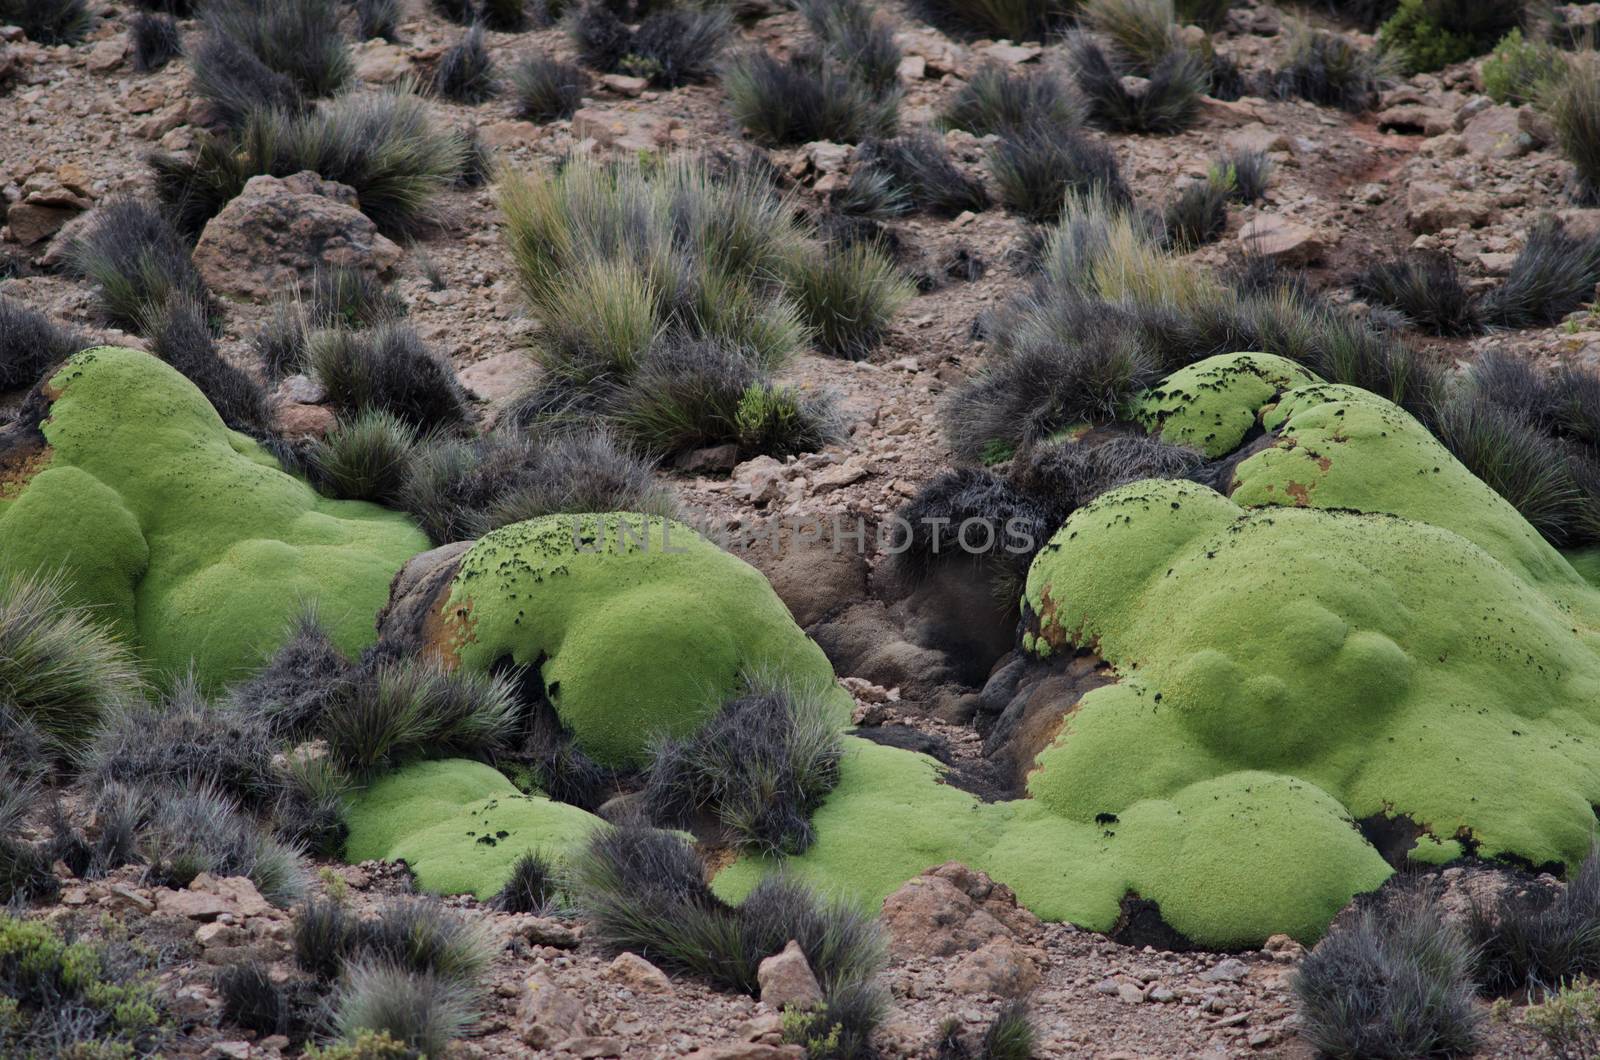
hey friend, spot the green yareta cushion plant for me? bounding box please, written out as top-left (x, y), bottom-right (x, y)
top-left (0, 347), bottom-right (429, 689)
top-left (422, 514), bottom-right (853, 768)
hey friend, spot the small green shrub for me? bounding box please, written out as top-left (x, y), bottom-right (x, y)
top-left (1528, 977), bottom-right (1600, 1060)
top-left (1378, 0), bottom-right (1514, 74)
top-left (1482, 29), bottom-right (1561, 106)
top-left (0, 914), bottom-right (164, 1056)
top-left (0, 0), bottom-right (92, 44)
top-left (1548, 55), bottom-right (1600, 206)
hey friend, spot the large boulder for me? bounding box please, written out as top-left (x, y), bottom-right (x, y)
top-left (192, 172), bottom-right (403, 302)
top-left (0, 347), bottom-right (429, 688)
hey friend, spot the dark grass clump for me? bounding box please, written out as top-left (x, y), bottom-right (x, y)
top-left (1479, 217), bottom-right (1600, 329)
top-left (1068, 33), bottom-right (1205, 134)
top-left (151, 92), bottom-right (469, 240)
top-left (1176, 0), bottom-right (1232, 30)
top-left (1020, 432), bottom-right (1207, 511)
top-left (435, 24), bottom-right (499, 103)
top-left (1215, 146), bottom-right (1271, 203)
top-left (307, 323), bottom-right (472, 432)
top-left (783, 241), bottom-right (912, 358)
top-left (572, 826), bottom-right (885, 1005)
top-left (203, 0), bottom-right (351, 100)
top-left (902, 0), bottom-right (1071, 42)
top-left (854, 131), bottom-right (989, 217)
top-left (987, 125), bottom-right (1132, 223)
top-left (1293, 886), bottom-right (1481, 1058)
top-left (567, 1), bottom-right (729, 88)
top-left (321, 659), bottom-right (519, 777)
top-left (642, 679), bottom-right (843, 856)
top-left (894, 468), bottom-right (1059, 586)
top-left (1080, 0), bottom-right (1181, 75)
top-left (397, 428), bottom-right (676, 544)
top-left (310, 264), bottom-right (408, 330)
top-left (434, 0), bottom-right (476, 21)
top-left (941, 63), bottom-right (1082, 138)
top-left (355, 0), bottom-right (403, 40)
top-left (217, 961), bottom-right (298, 1039)
top-left (131, 12), bottom-right (183, 73)
top-left (190, 31), bottom-right (306, 131)
top-left (480, 0), bottom-right (529, 31)
top-left (293, 897), bottom-right (360, 980)
top-left (229, 611), bottom-right (358, 740)
top-left (144, 295), bottom-right (275, 435)
top-left (799, 0), bottom-right (900, 94)
top-left (1468, 845), bottom-right (1600, 996)
top-left (83, 676), bottom-right (279, 811)
top-left (355, 899), bottom-right (492, 983)
top-left (0, 296), bottom-right (87, 391)
top-left (937, 998), bottom-right (1036, 1060)
top-left (492, 851), bottom-right (563, 914)
top-left (510, 51), bottom-right (588, 121)
top-left (1272, 26), bottom-right (1389, 112)
top-left (0, 770), bottom-right (61, 905)
top-left (332, 961), bottom-right (478, 1058)
top-left (272, 754), bottom-right (351, 858)
top-left (608, 339), bottom-right (841, 456)
top-left (66, 199), bottom-right (209, 334)
top-left (0, 0), bottom-right (92, 44)
top-left (1549, 57), bottom-right (1600, 207)
top-left (0, 572), bottom-right (140, 758)
top-left (1378, 0), bottom-right (1519, 75)
top-left (723, 49), bottom-right (897, 146)
top-left (310, 410), bottom-right (418, 505)
top-left (1162, 175), bottom-right (1230, 251)
top-left (139, 784), bottom-right (305, 903)
top-left (1353, 252), bottom-right (1480, 336)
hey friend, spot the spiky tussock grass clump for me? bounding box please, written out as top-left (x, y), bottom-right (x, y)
top-left (307, 323), bottom-right (472, 432)
top-left (937, 998), bottom-right (1036, 1060)
top-left (0, 0), bottom-right (92, 44)
top-left (571, 826), bottom-right (886, 1002)
top-left (309, 410), bottom-right (419, 505)
top-left (492, 851), bottom-right (563, 913)
top-left (1293, 887), bottom-right (1481, 1059)
top-left (0, 572), bottom-right (140, 757)
top-left (480, 0), bottom-right (529, 31)
top-left (902, 0), bottom-right (1072, 42)
top-left (293, 897), bottom-right (359, 980)
top-left (217, 961), bottom-right (293, 1038)
top-left (799, 0), bottom-right (901, 94)
top-left (332, 961), bottom-right (478, 1058)
top-left (310, 265), bottom-right (408, 330)
top-left (1548, 55), bottom-right (1600, 207)
top-left (1469, 845), bottom-right (1600, 996)
top-left (190, 30), bottom-right (306, 131)
top-left (131, 12), bottom-right (183, 72)
top-left (435, 24), bottom-right (499, 103)
top-left (783, 240), bottom-right (912, 359)
top-left (1214, 146), bottom-right (1271, 202)
top-left (356, 899), bottom-right (493, 983)
top-left (66, 199), bottom-right (210, 333)
top-left (396, 428), bottom-right (676, 544)
top-left (1068, 33), bottom-right (1206, 134)
top-left (1162, 173), bottom-right (1230, 251)
top-left (642, 678), bottom-right (844, 855)
top-left (723, 49), bottom-right (898, 146)
top-left (1353, 252), bottom-right (1480, 336)
top-left (566, 1), bottom-right (730, 88)
top-left (0, 770), bottom-right (61, 905)
top-left (510, 51), bottom-right (588, 121)
top-left (84, 675), bottom-right (279, 810)
top-left (941, 63), bottom-right (1083, 138)
top-left (1271, 25), bottom-right (1390, 112)
top-left (355, 0), bottom-right (403, 40)
top-left (321, 659), bottom-right (519, 776)
top-left (152, 91), bottom-right (469, 240)
top-left (0, 296), bottom-right (86, 390)
top-left (140, 784), bottom-right (306, 903)
top-left (1479, 216), bottom-right (1600, 328)
top-left (272, 753), bottom-right (351, 858)
top-left (144, 294), bottom-right (274, 435)
top-left (854, 131), bottom-right (989, 217)
top-left (202, 0), bottom-right (352, 100)
top-left (1080, 0), bottom-right (1181, 75)
top-left (230, 611), bottom-right (357, 740)
top-left (987, 124), bottom-right (1132, 223)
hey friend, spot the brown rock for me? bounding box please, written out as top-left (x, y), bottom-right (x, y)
top-left (757, 940), bottom-right (824, 1011)
top-left (572, 107), bottom-right (677, 152)
top-left (604, 951), bottom-right (673, 994)
top-left (353, 40), bottom-right (413, 83)
top-left (880, 875), bottom-right (1010, 959)
top-left (479, 120), bottom-right (544, 148)
top-left (925, 862), bottom-right (1041, 938)
top-left (560, 1036), bottom-right (626, 1058)
top-left (600, 73), bottom-right (648, 97)
top-left (1237, 215), bottom-right (1327, 265)
top-left (897, 55), bottom-right (926, 81)
top-left (982, 42), bottom-right (1041, 64)
top-left (948, 936), bottom-right (1044, 997)
top-left (1198, 96), bottom-right (1269, 127)
top-left (195, 921), bottom-right (246, 949)
top-left (275, 402), bottom-right (337, 440)
top-left (518, 972), bottom-right (590, 1048)
top-left (1375, 104), bottom-right (1455, 136)
top-left (192, 172), bottom-right (400, 302)
top-left (190, 873), bottom-right (273, 918)
top-left (1224, 122), bottom-right (1289, 155)
top-left (676, 443), bottom-right (742, 474)
top-left (458, 349), bottom-right (528, 404)
top-left (517, 916), bottom-right (582, 949)
top-left (5, 202), bottom-right (77, 245)
top-left (1460, 105), bottom-right (1532, 159)
top-left (155, 887), bottom-right (232, 921)
top-left (1406, 183), bottom-right (1492, 233)
top-left (85, 36), bottom-right (126, 72)
top-left (686, 1046), bottom-right (806, 1060)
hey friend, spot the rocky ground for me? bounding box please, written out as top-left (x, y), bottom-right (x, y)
top-left (5, 0), bottom-right (1600, 1055)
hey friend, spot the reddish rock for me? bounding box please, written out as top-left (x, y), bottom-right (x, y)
top-left (757, 940), bottom-right (824, 1010)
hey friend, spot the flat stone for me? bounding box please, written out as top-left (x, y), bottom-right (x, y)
top-left (1237, 215), bottom-right (1327, 265)
top-left (897, 54), bottom-right (926, 81)
top-left (1406, 182), bottom-right (1492, 233)
top-left (478, 120), bottom-right (544, 148)
top-left (353, 39), bottom-right (412, 83)
top-left (5, 201), bottom-right (77, 244)
top-left (982, 42), bottom-right (1041, 64)
top-left (1376, 104), bottom-right (1455, 136)
top-left (571, 107), bottom-right (676, 153)
top-left (190, 873), bottom-right (272, 918)
top-left (1224, 122), bottom-right (1290, 155)
top-left (275, 403), bottom-right (337, 440)
top-left (604, 952), bottom-right (673, 994)
top-left (1200, 957), bottom-right (1250, 983)
top-left (600, 73), bottom-right (647, 97)
top-left (155, 888), bottom-right (231, 921)
top-left (457, 349), bottom-right (527, 404)
top-left (1460, 104), bottom-right (1532, 159)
